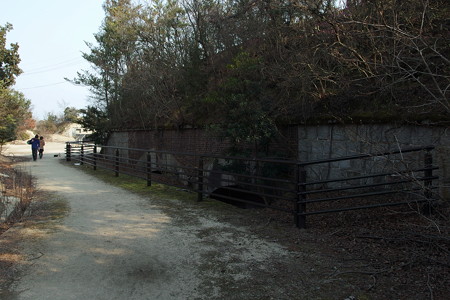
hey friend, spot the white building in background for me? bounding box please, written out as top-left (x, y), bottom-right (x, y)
top-left (64, 123), bottom-right (92, 141)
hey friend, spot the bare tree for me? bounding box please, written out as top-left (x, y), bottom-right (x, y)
top-left (325, 0), bottom-right (450, 117)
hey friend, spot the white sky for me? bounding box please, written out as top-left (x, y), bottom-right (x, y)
top-left (0, 0), bottom-right (105, 120)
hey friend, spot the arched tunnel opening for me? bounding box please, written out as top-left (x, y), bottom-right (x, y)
top-left (209, 185), bottom-right (266, 209)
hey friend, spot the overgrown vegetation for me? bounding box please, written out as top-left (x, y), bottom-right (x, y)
top-left (0, 157), bottom-right (34, 233)
top-left (73, 0), bottom-right (449, 150)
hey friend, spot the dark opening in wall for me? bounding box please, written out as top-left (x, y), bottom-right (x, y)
top-left (209, 185), bottom-right (265, 209)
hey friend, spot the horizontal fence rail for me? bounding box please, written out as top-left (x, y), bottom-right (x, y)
top-left (65, 142), bottom-right (439, 228)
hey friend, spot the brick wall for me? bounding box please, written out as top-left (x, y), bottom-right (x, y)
top-left (109, 126), bottom-right (298, 158)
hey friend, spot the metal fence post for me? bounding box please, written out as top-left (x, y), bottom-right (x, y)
top-left (115, 148), bottom-right (119, 177)
top-left (93, 145), bottom-right (97, 170)
top-left (66, 143), bottom-right (71, 161)
top-left (197, 157), bottom-right (204, 202)
top-left (147, 152), bottom-right (152, 186)
top-left (295, 164), bottom-right (307, 228)
top-left (80, 144), bottom-right (84, 165)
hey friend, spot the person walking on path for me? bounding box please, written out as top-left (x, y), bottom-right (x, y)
top-left (39, 136), bottom-right (46, 159)
top-left (28, 134), bottom-right (40, 161)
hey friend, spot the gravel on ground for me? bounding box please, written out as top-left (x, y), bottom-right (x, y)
top-left (1, 141), bottom-right (449, 300)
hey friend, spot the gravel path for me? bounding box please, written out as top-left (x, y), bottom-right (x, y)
top-left (1, 143), bottom-right (312, 300)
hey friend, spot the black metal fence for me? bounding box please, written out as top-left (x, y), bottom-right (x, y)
top-left (65, 142), bottom-right (439, 228)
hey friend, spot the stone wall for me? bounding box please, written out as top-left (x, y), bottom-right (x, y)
top-left (298, 124), bottom-right (449, 199)
top-left (106, 124), bottom-right (449, 199)
top-left (298, 124), bottom-right (449, 161)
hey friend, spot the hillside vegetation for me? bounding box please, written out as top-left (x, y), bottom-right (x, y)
top-left (73, 0), bottom-right (449, 146)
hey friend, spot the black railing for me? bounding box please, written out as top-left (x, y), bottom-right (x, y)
top-left (65, 142), bottom-right (439, 228)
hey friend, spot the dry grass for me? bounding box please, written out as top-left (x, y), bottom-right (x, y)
top-left (0, 155), bottom-right (35, 294)
top-left (0, 156), bottom-right (34, 233)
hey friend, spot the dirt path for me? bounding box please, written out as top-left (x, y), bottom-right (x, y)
top-left (5, 142), bottom-right (446, 299)
top-left (3, 143), bottom-right (203, 299)
top-left (1, 143), bottom-right (340, 299)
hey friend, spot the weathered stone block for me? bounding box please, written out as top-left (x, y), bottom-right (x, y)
top-left (316, 125), bottom-right (330, 140)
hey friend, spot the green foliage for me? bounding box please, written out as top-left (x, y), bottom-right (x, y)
top-left (212, 95), bottom-right (276, 146)
top-left (70, 0), bottom-right (143, 128)
top-left (0, 24), bottom-right (34, 147)
top-left (207, 50), bottom-right (276, 149)
top-left (227, 51), bottom-right (261, 73)
top-left (0, 23), bottom-right (22, 87)
top-left (63, 107), bottom-right (80, 123)
top-left (78, 106), bottom-right (110, 144)
top-left (36, 113), bottom-right (59, 134)
top-left (16, 130), bottom-right (30, 141)
top-left (0, 120), bottom-right (16, 144)
top-left (36, 107), bottom-right (81, 135)
top-left (0, 86), bottom-right (31, 145)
